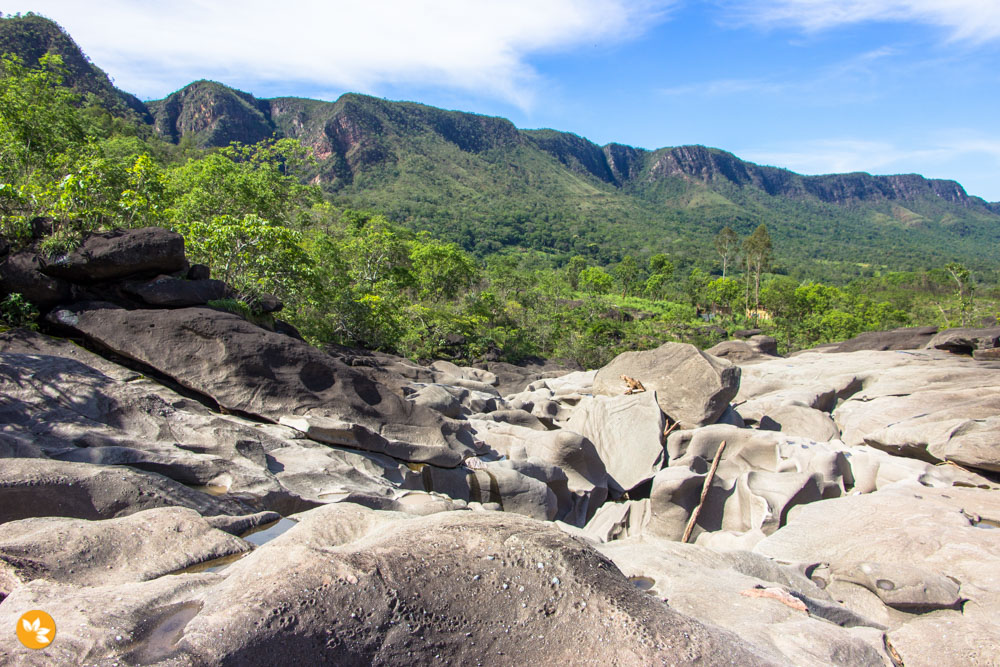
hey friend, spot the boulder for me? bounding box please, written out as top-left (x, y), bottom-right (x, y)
top-left (705, 336), bottom-right (778, 363)
top-left (593, 342), bottom-right (741, 428)
top-left (468, 420), bottom-right (608, 525)
top-left (45, 303), bottom-right (479, 466)
top-left (758, 404), bottom-right (841, 442)
top-left (0, 507), bottom-right (254, 594)
top-left (0, 507), bottom-right (776, 665)
top-left (0, 251), bottom-right (72, 308)
top-left (565, 391), bottom-right (666, 491)
top-left (39, 227), bottom-right (187, 282)
top-left (122, 274), bottom-right (227, 307)
top-left (925, 327), bottom-right (1000, 355)
top-left (832, 326), bottom-right (939, 352)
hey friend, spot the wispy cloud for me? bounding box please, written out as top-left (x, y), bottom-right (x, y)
top-left (6, 1), bottom-right (676, 108)
top-left (659, 45), bottom-right (903, 102)
top-left (722, 0), bottom-right (1000, 44)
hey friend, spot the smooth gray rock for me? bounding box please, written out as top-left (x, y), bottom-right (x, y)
top-left (0, 507), bottom-right (778, 665)
top-left (759, 404), bottom-right (841, 442)
top-left (565, 391), bottom-right (665, 491)
top-left (925, 326), bottom-right (1000, 355)
top-left (0, 507), bottom-right (252, 594)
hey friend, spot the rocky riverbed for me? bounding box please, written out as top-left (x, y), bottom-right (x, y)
top-left (1, 228), bottom-right (999, 665)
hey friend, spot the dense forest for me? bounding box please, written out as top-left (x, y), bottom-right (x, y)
top-left (1, 13), bottom-right (998, 368)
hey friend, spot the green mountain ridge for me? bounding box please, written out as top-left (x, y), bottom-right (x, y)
top-left (4, 13), bottom-right (999, 280)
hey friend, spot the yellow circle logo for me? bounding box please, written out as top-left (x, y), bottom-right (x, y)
top-left (16, 610), bottom-right (55, 649)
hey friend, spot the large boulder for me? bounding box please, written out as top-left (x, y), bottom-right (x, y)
top-left (593, 342), bottom-right (741, 428)
top-left (46, 302), bottom-right (479, 466)
top-left (832, 326), bottom-right (938, 352)
top-left (38, 227), bottom-right (187, 283)
top-left (122, 274), bottom-right (227, 307)
top-left (0, 252), bottom-right (72, 308)
top-left (0, 506), bottom-right (776, 665)
top-left (924, 326), bottom-right (1000, 355)
top-left (753, 484), bottom-right (1000, 662)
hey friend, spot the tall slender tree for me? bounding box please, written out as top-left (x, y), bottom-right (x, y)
top-left (742, 223), bottom-right (773, 319)
top-left (714, 225), bottom-right (739, 279)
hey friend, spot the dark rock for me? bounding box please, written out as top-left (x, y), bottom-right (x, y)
top-left (833, 326), bottom-right (938, 352)
top-left (0, 252), bottom-right (72, 308)
top-left (39, 227), bottom-right (187, 282)
top-left (46, 302), bottom-right (478, 466)
top-left (187, 263), bottom-right (211, 280)
top-left (925, 327), bottom-right (1000, 355)
top-left (123, 275), bottom-right (227, 307)
top-left (252, 293), bottom-right (283, 313)
top-left (733, 328), bottom-right (763, 339)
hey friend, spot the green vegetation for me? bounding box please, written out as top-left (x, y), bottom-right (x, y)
top-left (1, 20), bottom-right (998, 367)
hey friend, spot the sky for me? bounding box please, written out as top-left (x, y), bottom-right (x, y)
top-left (5, 1), bottom-right (1000, 200)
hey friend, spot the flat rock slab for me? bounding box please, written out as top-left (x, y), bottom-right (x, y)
top-left (754, 484), bottom-right (1000, 643)
top-left (598, 538), bottom-right (890, 665)
top-left (46, 302), bottom-right (478, 466)
top-left (0, 459), bottom-right (251, 525)
top-left (0, 506), bottom-right (777, 665)
top-left (593, 342), bottom-right (740, 428)
top-left (0, 507), bottom-right (254, 594)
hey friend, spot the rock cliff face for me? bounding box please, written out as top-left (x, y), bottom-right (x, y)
top-left (3, 229), bottom-right (1000, 664)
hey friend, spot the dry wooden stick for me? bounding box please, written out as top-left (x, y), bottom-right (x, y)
top-left (681, 440), bottom-right (726, 544)
top-left (662, 419), bottom-right (681, 440)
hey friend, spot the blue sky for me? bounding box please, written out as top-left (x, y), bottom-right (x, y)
top-left (7, 1), bottom-right (1000, 200)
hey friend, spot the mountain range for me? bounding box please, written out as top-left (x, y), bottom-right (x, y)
top-left (4, 13), bottom-right (999, 279)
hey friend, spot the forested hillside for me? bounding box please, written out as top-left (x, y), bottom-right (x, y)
top-left (2, 12), bottom-right (998, 367)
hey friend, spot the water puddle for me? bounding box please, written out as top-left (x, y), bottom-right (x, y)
top-left (171, 517), bottom-right (300, 575)
top-left (123, 601), bottom-right (202, 664)
top-left (190, 483), bottom-right (229, 496)
top-left (242, 517), bottom-right (298, 547)
top-left (628, 575), bottom-right (656, 591)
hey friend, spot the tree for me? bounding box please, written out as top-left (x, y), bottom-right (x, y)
top-left (409, 233), bottom-right (479, 301)
top-left (167, 138), bottom-right (320, 228)
top-left (613, 255), bottom-right (642, 297)
top-left (565, 255), bottom-right (587, 290)
top-left (579, 266), bottom-right (613, 294)
top-left (944, 262), bottom-right (974, 326)
top-left (713, 226), bottom-right (739, 279)
top-left (742, 223), bottom-right (773, 318)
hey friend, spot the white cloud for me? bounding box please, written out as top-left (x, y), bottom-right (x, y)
top-left (723, 0), bottom-right (1000, 44)
top-left (5, 1), bottom-right (675, 106)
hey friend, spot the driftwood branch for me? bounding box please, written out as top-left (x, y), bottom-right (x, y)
top-left (681, 440), bottom-right (726, 544)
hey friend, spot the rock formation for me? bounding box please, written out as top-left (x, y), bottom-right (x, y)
top-left (1, 227), bottom-right (999, 664)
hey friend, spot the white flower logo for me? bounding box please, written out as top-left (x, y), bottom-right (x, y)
top-left (22, 617), bottom-right (51, 646)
